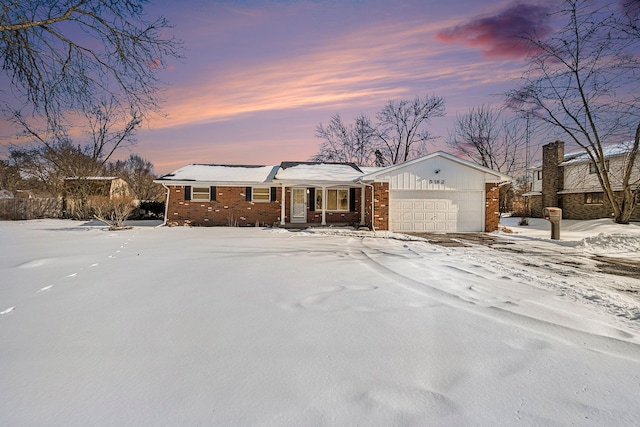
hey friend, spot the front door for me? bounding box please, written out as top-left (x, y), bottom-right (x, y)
top-left (291, 188), bottom-right (307, 223)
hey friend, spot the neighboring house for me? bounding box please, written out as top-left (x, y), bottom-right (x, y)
top-left (155, 152), bottom-right (511, 232)
top-left (526, 141), bottom-right (640, 220)
top-left (63, 176), bottom-right (130, 199)
top-left (63, 176), bottom-right (131, 218)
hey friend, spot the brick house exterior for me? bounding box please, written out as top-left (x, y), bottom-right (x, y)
top-left (156, 153), bottom-right (511, 232)
top-left (527, 141), bottom-right (640, 220)
top-left (165, 185), bottom-right (283, 226)
top-left (485, 183), bottom-right (500, 232)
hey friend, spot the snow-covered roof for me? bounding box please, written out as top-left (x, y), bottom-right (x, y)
top-left (156, 164), bottom-right (279, 184)
top-left (274, 162), bottom-right (364, 183)
top-left (529, 141), bottom-right (636, 169)
top-left (522, 191), bottom-right (542, 197)
top-left (359, 166), bottom-right (384, 175)
top-left (560, 142), bottom-right (635, 166)
top-left (64, 176), bottom-right (120, 181)
top-left (156, 153), bottom-right (513, 186)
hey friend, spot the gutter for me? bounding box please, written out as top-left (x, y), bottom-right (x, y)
top-left (158, 183), bottom-right (170, 227)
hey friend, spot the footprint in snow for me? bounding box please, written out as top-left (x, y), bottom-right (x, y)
top-left (66, 273), bottom-right (77, 278)
top-left (37, 285), bottom-right (54, 293)
top-left (90, 263), bottom-right (98, 267)
top-left (1, 306), bottom-right (15, 315)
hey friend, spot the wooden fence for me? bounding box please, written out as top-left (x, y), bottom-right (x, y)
top-left (0, 198), bottom-right (62, 220)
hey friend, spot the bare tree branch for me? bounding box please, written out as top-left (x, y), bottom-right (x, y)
top-left (0, 0), bottom-right (182, 122)
top-left (506, 0), bottom-right (640, 223)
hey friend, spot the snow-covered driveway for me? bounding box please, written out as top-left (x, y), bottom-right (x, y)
top-left (1, 220), bottom-right (639, 426)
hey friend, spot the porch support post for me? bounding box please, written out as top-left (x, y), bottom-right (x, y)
top-left (321, 186), bottom-right (327, 225)
top-left (360, 184), bottom-right (365, 224)
top-left (280, 184), bottom-right (286, 225)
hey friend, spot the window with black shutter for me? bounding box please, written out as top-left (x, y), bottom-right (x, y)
top-left (270, 187), bottom-right (277, 202)
top-left (210, 186), bottom-right (216, 201)
top-left (245, 187), bottom-right (252, 201)
top-left (184, 185), bottom-right (191, 201)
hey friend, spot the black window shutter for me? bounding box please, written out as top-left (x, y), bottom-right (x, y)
top-left (349, 188), bottom-right (357, 212)
top-left (270, 187), bottom-right (277, 202)
top-left (210, 186), bottom-right (216, 201)
top-left (309, 188), bottom-right (315, 212)
top-left (246, 186), bottom-right (252, 201)
top-left (184, 185), bottom-right (191, 201)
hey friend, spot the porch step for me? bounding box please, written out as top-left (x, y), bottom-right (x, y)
top-left (278, 222), bottom-right (362, 230)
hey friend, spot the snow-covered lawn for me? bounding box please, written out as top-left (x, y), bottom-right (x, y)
top-left (1, 219), bottom-right (639, 426)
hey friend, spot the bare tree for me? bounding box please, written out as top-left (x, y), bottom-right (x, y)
top-left (312, 114), bottom-right (377, 166)
top-left (9, 97), bottom-right (141, 219)
top-left (12, 95), bottom-right (141, 169)
top-left (92, 191), bottom-right (136, 230)
top-left (507, 0), bottom-right (640, 224)
top-left (447, 105), bottom-right (526, 176)
top-left (0, 159), bottom-right (22, 191)
top-left (0, 0), bottom-right (181, 122)
top-left (9, 141), bottom-right (103, 196)
top-left (107, 154), bottom-right (165, 201)
top-left (374, 95), bottom-right (445, 165)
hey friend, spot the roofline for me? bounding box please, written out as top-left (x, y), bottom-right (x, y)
top-left (275, 179), bottom-right (363, 186)
top-left (279, 161), bottom-right (363, 173)
top-left (153, 179), bottom-right (276, 186)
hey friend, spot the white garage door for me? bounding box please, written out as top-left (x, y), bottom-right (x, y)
top-left (389, 191), bottom-right (484, 232)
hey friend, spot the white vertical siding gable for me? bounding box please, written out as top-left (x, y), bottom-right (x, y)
top-left (382, 156), bottom-right (487, 191)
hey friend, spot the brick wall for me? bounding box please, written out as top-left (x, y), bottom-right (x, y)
top-left (166, 185), bottom-right (281, 226)
top-left (529, 195), bottom-right (543, 218)
top-left (303, 187), bottom-right (363, 225)
top-left (365, 182), bottom-right (389, 231)
top-left (562, 192), bottom-right (640, 220)
top-left (166, 185), bottom-right (366, 226)
top-left (485, 183), bottom-right (500, 232)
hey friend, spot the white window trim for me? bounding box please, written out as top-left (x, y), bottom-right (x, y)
top-left (192, 187), bottom-right (210, 201)
top-left (316, 187), bottom-right (350, 212)
top-left (252, 187), bottom-right (271, 202)
top-left (584, 192), bottom-right (604, 205)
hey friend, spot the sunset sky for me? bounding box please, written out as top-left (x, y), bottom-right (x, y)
top-left (3, 0), bottom-right (561, 174)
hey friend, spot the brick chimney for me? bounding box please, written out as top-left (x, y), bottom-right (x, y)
top-left (541, 141), bottom-right (564, 208)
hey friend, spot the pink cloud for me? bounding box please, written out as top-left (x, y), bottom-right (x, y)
top-left (436, 2), bottom-right (552, 59)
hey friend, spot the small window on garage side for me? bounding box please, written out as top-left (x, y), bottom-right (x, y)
top-left (252, 187), bottom-right (270, 202)
top-left (584, 192), bottom-right (603, 204)
top-left (192, 187), bottom-right (210, 200)
top-left (589, 160), bottom-right (609, 174)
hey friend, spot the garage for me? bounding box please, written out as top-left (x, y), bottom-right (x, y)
top-left (363, 152), bottom-right (511, 233)
top-left (390, 190), bottom-right (484, 232)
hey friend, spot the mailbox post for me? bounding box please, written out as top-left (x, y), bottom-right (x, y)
top-left (543, 207), bottom-right (562, 240)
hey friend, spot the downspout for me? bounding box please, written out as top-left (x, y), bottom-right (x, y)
top-left (159, 183), bottom-right (170, 227)
top-left (357, 180), bottom-right (376, 233)
top-left (280, 183), bottom-right (286, 225)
